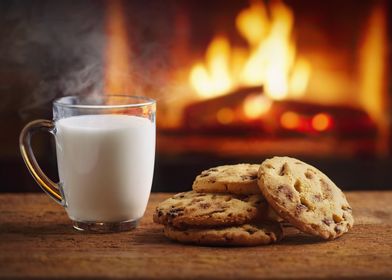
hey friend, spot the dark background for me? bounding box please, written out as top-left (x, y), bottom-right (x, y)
top-left (0, 0), bottom-right (391, 193)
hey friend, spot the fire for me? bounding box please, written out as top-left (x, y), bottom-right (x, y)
top-left (190, 37), bottom-right (232, 98)
top-left (189, 0), bottom-right (311, 101)
top-left (243, 94), bottom-right (272, 119)
top-left (359, 2), bottom-right (388, 154)
top-left (105, 0), bottom-right (132, 94)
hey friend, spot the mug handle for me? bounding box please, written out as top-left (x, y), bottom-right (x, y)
top-left (19, 119), bottom-right (63, 205)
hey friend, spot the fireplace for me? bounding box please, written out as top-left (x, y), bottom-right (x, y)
top-left (144, 0), bottom-right (390, 191)
top-left (0, 0), bottom-right (391, 192)
top-left (150, 0), bottom-right (389, 158)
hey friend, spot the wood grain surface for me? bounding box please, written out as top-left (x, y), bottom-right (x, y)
top-left (0, 192), bottom-right (391, 279)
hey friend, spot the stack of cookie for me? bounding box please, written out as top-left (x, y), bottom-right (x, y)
top-left (153, 157), bottom-right (354, 246)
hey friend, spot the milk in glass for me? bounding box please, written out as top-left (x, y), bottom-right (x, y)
top-left (55, 114), bottom-right (155, 222)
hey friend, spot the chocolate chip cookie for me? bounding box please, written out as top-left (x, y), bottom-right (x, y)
top-left (163, 222), bottom-right (283, 246)
top-left (258, 156), bottom-right (354, 240)
top-left (192, 164), bottom-right (260, 195)
top-left (153, 191), bottom-right (267, 228)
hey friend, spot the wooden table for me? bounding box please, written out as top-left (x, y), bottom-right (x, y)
top-left (0, 192), bottom-right (391, 279)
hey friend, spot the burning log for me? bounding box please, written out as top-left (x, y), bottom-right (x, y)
top-left (183, 86), bottom-right (269, 135)
top-left (183, 86), bottom-right (378, 139)
top-left (271, 100), bottom-right (378, 139)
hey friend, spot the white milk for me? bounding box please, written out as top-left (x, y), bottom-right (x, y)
top-left (55, 114), bottom-right (155, 222)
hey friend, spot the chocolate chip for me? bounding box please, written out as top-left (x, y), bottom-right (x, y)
top-left (199, 173), bottom-right (209, 178)
top-left (278, 185), bottom-right (294, 201)
top-left (168, 207), bottom-right (185, 217)
top-left (205, 209), bottom-right (226, 216)
top-left (237, 194), bottom-right (249, 201)
top-left (313, 194), bottom-right (322, 202)
top-left (240, 175), bottom-right (257, 181)
top-left (334, 224), bottom-right (343, 233)
top-left (190, 198), bottom-right (203, 204)
top-left (199, 202), bottom-right (211, 209)
top-left (297, 204), bottom-right (308, 211)
top-left (245, 227), bottom-right (258, 234)
top-left (295, 204), bottom-right (307, 216)
top-left (322, 218), bottom-right (332, 226)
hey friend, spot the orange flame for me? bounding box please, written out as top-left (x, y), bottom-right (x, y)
top-left (105, 0), bottom-right (132, 94)
top-left (189, 37), bottom-right (232, 98)
top-left (189, 0), bottom-right (311, 101)
top-left (359, 2), bottom-right (388, 154)
top-left (359, 4), bottom-right (387, 124)
top-left (243, 94), bottom-right (272, 119)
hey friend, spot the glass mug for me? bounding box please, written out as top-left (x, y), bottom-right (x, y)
top-left (20, 95), bottom-right (156, 232)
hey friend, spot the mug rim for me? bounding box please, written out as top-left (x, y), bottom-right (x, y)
top-left (53, 95), bottom-right (156, 109)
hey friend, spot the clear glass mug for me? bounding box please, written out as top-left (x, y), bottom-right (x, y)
top-left (20, 95), bottom-right (156, 232)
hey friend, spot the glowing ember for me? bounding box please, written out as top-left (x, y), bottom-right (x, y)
top-left (280, 111), bottom-right (300, 130)
top-left (189, 0), bottom-right (311, 101)
top-left (312, 113), bottom-right (332, 132)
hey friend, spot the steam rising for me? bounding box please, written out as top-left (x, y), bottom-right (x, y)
top-left (0, 1), bottom-right (176, 119)
top-left (0, 1), bottom-right (104, 118)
